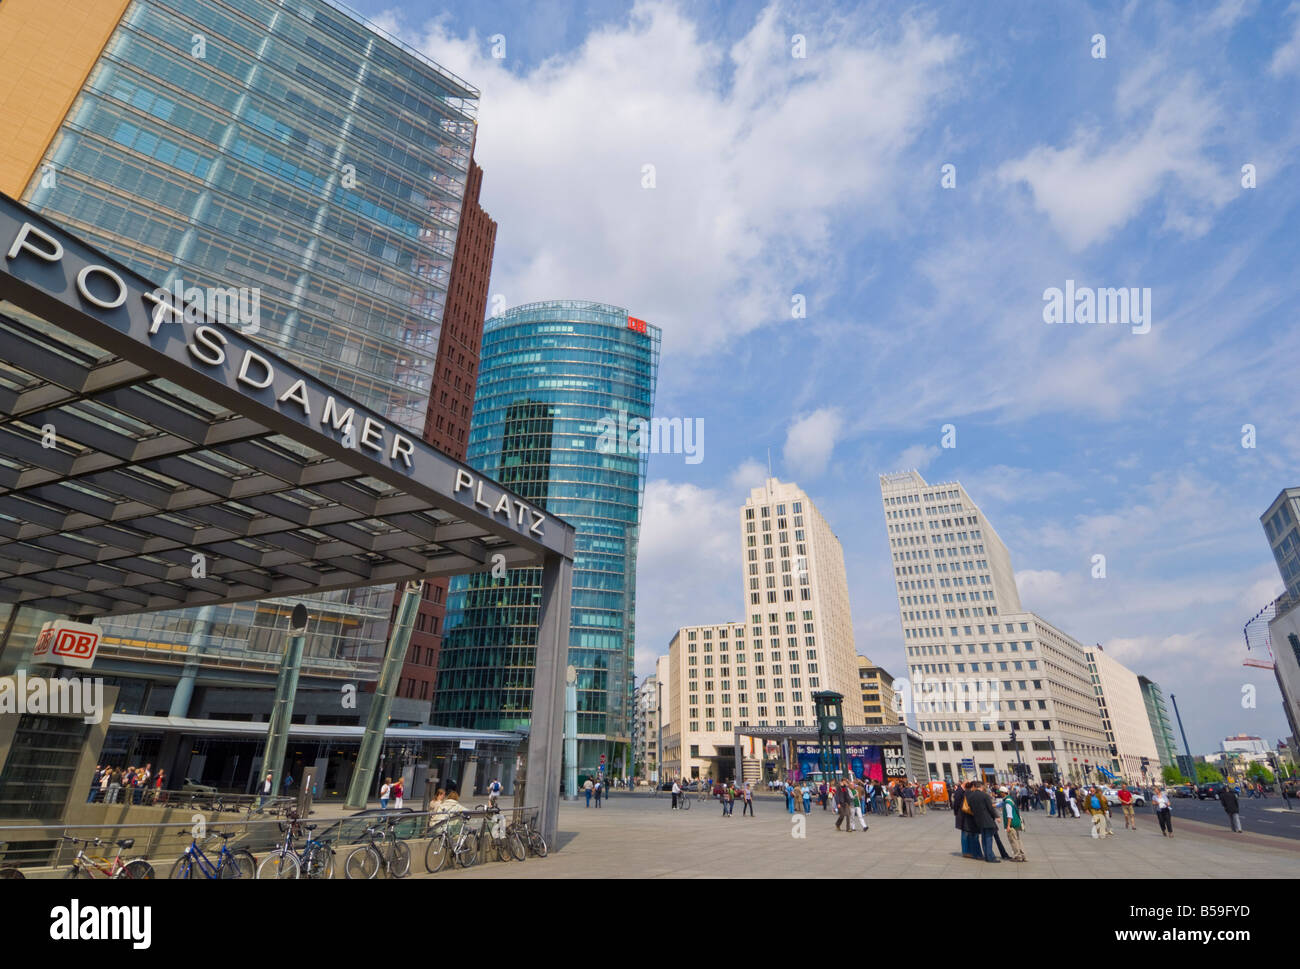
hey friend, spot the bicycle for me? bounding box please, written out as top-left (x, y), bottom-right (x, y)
top-left (257, 818), bottom-right (333, 879)
top-left (0, 841), bottom-right (24, 879)
top-left (61, 835), bottom-right (155, 879)
top-left (169, 829), bottom-right (255, 879)
top-left (506, 810), bottom-right (547, 859)
top-left (677, 790), bottom-right (691, 810)
top-left (424, 812), bottom-right (478, 873)
top-left (344, 816), bottom-right (410, 879)
top-left (479, 806), bottom-right (525, 862)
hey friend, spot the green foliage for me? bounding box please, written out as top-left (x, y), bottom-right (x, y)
top-left (1244, 763), bottom-right (1275, 783)
top-left (1161, 765), bottom-right (1187, 785)
top-left (1195, 762), bottom-right (1223, 784)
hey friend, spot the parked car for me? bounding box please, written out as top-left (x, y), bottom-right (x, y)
top-left (1101, 787), bottom-right (1146, 807)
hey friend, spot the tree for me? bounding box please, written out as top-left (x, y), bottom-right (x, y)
top-left (1195, 762), bottom-right (1223, 784)
top-left (1245, 763), bottom-right (1275, 784)
top-left (1161, 765), bottom-right (1187, 785)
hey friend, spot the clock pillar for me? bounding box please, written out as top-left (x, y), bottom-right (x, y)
top-left (812, 691), bottom-right (848, 779)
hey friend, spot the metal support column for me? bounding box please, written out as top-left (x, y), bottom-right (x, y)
top-left (346, 580), bottom-right (422, 809)
top-left (527, 552), bottom-right (574, 847)
top-left (259, 604), bottom-right (309, 798)
top-left (564, 666), bottom-right (578, 800)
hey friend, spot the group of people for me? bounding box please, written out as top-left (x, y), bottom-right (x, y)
top-left (378, 777), bottom-right (405, 810)
top-left (89, 763), bottom-right (163, 804)
top-left (778, 777), bottom-right (929, 818)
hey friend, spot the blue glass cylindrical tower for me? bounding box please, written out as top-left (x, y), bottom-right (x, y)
top-left (433, 301), bottom-right (660, 779)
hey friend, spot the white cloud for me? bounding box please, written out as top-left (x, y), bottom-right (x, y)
top-left (633, 479), bottom-right (738, 676)
top-left (384, 2), bottom-right (960, 354)
top-left (728, 458), bottom-right (768, 493)
top-left (1270, 3), bottom-right (1300, 76)
top-left (998, 76), bottom-right (1233, 250)
top-left (782, 407), bottom-right (843, 478)
top-left (892, 444), bottom-right (940, 472)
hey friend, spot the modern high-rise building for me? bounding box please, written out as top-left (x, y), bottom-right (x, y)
top-left (1260, 489), bottom-right (1300, 751)
top-left (1137, 675), bottom-right (1179, 771)
top-left (857, 655), bottom-right (899, 726)
top-left (0, 0), bottom-right (489, 789)
top-left (879, 470), bottom-right (1109, 785)
top-left (1085, 646), bottom-right (1161, 783)
top-left (392, 146), bottom-right (497, 711)
top-left (432, 301), bottom-right (660, 777)
top-left (632, 672), bottom-right (660, 781)
top-left (663, 478), bottom-right (865, 781)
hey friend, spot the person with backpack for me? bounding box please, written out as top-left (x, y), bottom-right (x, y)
top-left (999, 786), bottom-right (1027, 861)
top-left (488, 778), bottom-right (502, 809)
top-left (594, 778), bottom-right (603, 808)
top-left (1086, 786), bottom-right (1111, 838)
top-left (379, 778), bottom-right (392, 810)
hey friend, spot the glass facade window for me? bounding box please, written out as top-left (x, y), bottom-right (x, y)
top-left (19, 0), bottom-right (480, 682)
top-left (433, 302), bottom-right (660, 777)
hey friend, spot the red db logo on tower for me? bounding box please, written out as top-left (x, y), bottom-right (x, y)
top-left (32, 620), bottom-right (101, 670)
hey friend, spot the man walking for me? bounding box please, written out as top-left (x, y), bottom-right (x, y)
top-left (594, 778), bottom-right (603, 808)
top-left (671, 778), bottom-right (680, 810)
top-left (1086, 786), bottom-right (1111, 838)
top-left (833, 780), bottom-right (851, 832)
top-left (1220, 784), bottom-right (1243, 832)
top-left (584, 776), bottom-right (594, 807)
top-left (259, 772), bottom-right (273, 810)
top-left (1118, 785), bottom-right (1136, 829)
top-left (1000, 786), bottom-right (1027, 862)
top-left (1153, 786), bottom-right (1174, 837)
top-left (965, 781), bottom-right (1001, 863)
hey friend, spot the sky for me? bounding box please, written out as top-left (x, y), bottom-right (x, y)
top-left (347, 0), bottom-right (1300, 754)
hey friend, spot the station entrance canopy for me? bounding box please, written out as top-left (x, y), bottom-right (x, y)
top-left (0, 192), bottom-right (574, 617)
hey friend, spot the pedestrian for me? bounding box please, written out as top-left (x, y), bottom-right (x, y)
top-left (1118, 785), bottom-right (1136, 829)
top-left (784, 780), bottom-right (794, 814)
top-left (584, 776), bottom-right (594, 807)
top-left (1066, 784), bottom-right (1081, 818)
top-left (153, 769), bottom-right (165, 805)
top-left (108, 767), bottom-right (122, 805)
top-left (742, 783), bottom-right (754, 817)
top-left (89, 766), bottom-right (102, 804)
top-left (258, 772), bottom-right (273, 810)
top-left (392, 777), bottom-right (403, 809)
top-left (801, 783), bottom-right (812, 814)
top-left (488, 777), bottom-right (501, 809)
top-left (1152, 786), bottom-right (1174, 837)
top-left (1220, 784), bottom-right (1242, 832)
top-left (965, 781), bottom-right (1000, 862)
top-left (852, 782), bottom-right (868, 831)
top-left (99, 766), bottom-right (111, 803)
top-left (1085, 786), bottom-right (1110, 839)
top-left (671, 778), bottom-right (680, 809)
top-left (955, 781), bottom-right (981, 858)
top-left (722, 783), bottom-right (734, 817)
top-left (136, 764), bottom-right (151, 805)
top-left (917, 782), bottom-right (928, 815)
top-left (379, 778), bottom-right (391, 810)
top-left (1283, 785), bottom-right (1293, 810)
top-left (999, 786), bottom-right (1027, 861)
top-left (819, 780), bottom-right (829, 811)
top-left (594, 778), bottom-right (603, 808)
top-left (1097, 787), bottom-right (1114, 836)
top-left (833, 780), bottom-right (851, 831)
top-left (904, 780), bottom-right (917, 818)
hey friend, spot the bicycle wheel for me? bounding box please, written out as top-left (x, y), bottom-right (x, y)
top-left (680, 796), bottom-right (691, 810)
top-left (116, 860), bottom-right (155, 880)
top-left (505, 830), bottom-right (526, 862)
top-left (345, 845), bottom-right (380, 880)
top-left (221, 849), bottom-right (255, 879)
top-left (64, 865), bottom-right (92, 879)
top-left (169, 855), bottom-right (194, 880)
top-left (528, 831), bottom-right (548, 858)
top-left (257, 850), bottom-right (301, 879)
top-left (304, 846), bottom-right (334, 880)
top-left (452, 832), bottom-right (477, 868)
top-left (424, 834), bottom-right (450, 874)
top-left (388, 839), bottom-right (411, 878)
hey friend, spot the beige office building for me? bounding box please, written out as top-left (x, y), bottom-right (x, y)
top-left (1086, 647), bottom-right (1161, 783)
top-left (880, 470), bottom-right (1110, 785)
top-left (858, 655), bottom-right (900, 725)
top-left (662, 478), bottom-right (865, 781)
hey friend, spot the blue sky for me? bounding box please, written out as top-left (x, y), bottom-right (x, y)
top-left (350, 0), bottom-right (1300, 754)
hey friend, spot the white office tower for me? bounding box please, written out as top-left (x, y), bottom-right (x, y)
top-left (879, 471), bottom-right (1109, 785)
top-left (663, 478), bottom-right (864, 780)
top-left (1086, 647), bottom-right (1162, 783)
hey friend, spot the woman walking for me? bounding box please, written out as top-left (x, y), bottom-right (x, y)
top-left (1153, 786), bottom-right (1173, 837)
top-left (379, 778), bottom-right (392, 810)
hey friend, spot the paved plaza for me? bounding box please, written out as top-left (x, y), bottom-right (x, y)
top-left (420, 792), bottom-right (1300, 879)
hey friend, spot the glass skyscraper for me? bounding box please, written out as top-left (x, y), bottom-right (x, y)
top-left (6, 0), bottom-right (479, 717)
top-left (433, 301), bottom-right (660, 776)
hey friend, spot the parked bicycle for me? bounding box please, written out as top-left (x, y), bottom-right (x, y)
top-left (505, 811), bottom-right (547, 858)
top-left (478, 806), bottom-right (526, 863)
top-left (0, 841), bottom-right (24, 879)
top-left (169, 829), bottom-right (255, 879)
top-left (61, 834), bottom-right (155, 879)
top-left (344, 815), bottom-right (410, 879)
top-left (424, 813), bottom-right (477, 873)
top-left (257, 817), bottom-right (334, 880)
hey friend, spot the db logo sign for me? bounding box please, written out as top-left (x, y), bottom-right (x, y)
top-left (32, 620), bottom-right (100, 669)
